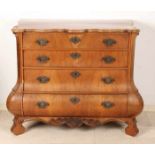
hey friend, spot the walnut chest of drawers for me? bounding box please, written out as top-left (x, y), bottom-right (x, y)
top-left (7, 20), bottom-right (143, 136)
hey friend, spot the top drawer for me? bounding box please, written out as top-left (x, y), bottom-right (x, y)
top-left (23, 32), bottom-right (129, 50)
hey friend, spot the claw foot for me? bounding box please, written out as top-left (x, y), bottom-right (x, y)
top-left (11, 117), bottom-right (25, 135)
top-left (125, 118), bottom-right (139, 136)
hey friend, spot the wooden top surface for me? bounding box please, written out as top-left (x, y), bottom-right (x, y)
top-left (12, 19), bottom-right (139, 33)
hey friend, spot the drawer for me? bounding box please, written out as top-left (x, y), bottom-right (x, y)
top-left (24, 69), bottom-right (128, 93)
top-left (24, 50), bottom-right (128, 68)
top-left (23, 94), bottom-right (128, 117)
top-left (23, 32), bottom-right (129, 50)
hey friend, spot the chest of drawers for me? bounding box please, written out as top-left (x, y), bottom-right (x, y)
top-left (7, 20), bottom-right (143, 136)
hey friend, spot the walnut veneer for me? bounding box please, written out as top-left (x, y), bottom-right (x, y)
top-left (7, 20), bottom-right (143, 136)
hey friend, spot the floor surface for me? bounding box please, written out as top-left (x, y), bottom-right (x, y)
top-left (0, 110), bottom-right (155, 144)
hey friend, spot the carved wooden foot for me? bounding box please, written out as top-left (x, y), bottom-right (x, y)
top-left (11, 116), bottom-right (25, 135)
top-left (125, 118), bottom-right (139, 136)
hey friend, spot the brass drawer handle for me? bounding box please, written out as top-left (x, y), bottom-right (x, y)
top-left (101, 101), bottom-right (114, 109)
top-left (37, 76), bottom-right (50, 83)
top-left (70, 53), bottom-right (81, 59)
top-left (69, 36), bottom-right (81, 44)
top-left (71, 71), bottom-right (81, 79)
top-left (101, 77), bottom-right (115, 84)
top-left (37, 55), bottom-right (50, 63)
top-left (70, 96), bottom-right (80, 104)
top-left (36, 39), bottom-right (49, 46)
top-left (103, 38), bottom-right (116, 46)
top-left (37, 101), bottom-right (49, 108)
top-left (102, 56), bottom-right (116, 64)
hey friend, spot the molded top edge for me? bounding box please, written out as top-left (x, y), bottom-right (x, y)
top-left (12, 19), bottom-right (139, 33)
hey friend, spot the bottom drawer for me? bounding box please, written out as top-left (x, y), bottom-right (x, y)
top-left (23, 94), bottom-right (128, 117)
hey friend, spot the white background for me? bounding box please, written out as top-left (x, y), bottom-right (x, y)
top-left (0, 0), bottom-right (155, 109)
top-left (0, 0), bottom-right (155, 152)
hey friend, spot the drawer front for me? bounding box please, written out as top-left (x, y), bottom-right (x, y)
top-left (24, 69), bottom-right (128, 93)
top-left (23, 94), bottom-right (128, 117)
top-left (23, 32), bottom-right (129, 50)
top-left (23, 32), bottom-right (57, 49)
top-left (24, 50), bottom-right (128, 68)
